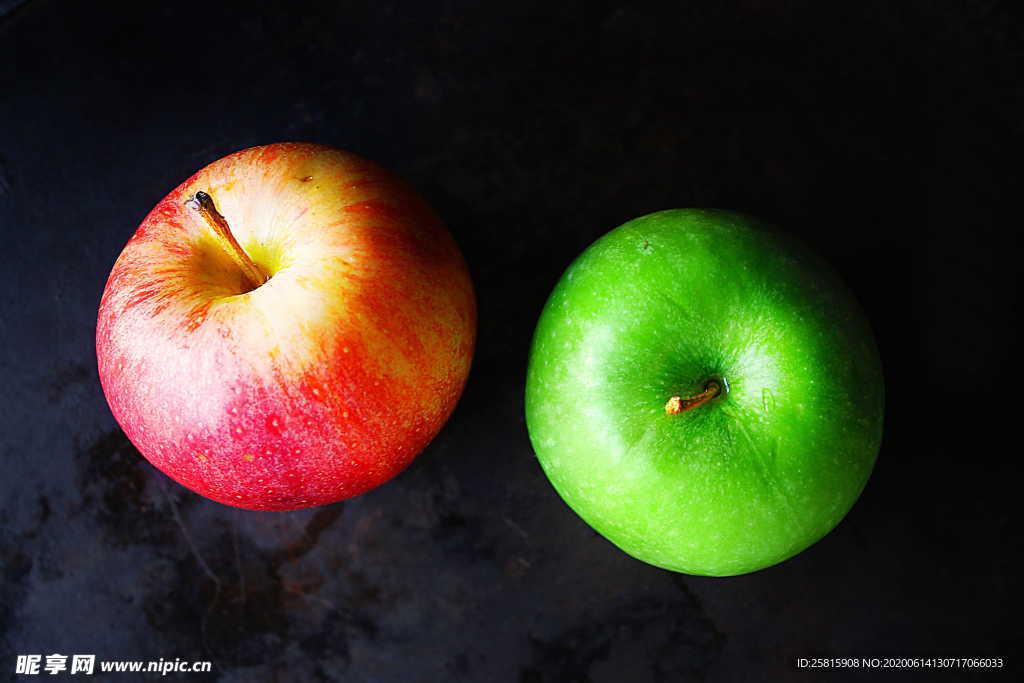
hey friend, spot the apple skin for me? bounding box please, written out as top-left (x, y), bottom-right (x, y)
top-left (97, 143), bottom-right (475, 510)
top-left (525, 209), bottom-right (883, 576)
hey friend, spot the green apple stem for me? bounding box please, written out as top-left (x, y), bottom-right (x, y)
top-left (186, 191), bottom-right (269, 291)
top-left (665, 380), bottom-right (722, 415)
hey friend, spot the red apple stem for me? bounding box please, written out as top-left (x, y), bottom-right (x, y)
top-left (665, 380), bottom-right (722, 415)
top-left (186, 191), bottom-right (269, 291)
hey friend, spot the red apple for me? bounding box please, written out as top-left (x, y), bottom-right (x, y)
top-left (96, 143), bottom-right (476, 510)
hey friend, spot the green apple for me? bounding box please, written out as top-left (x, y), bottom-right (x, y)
top-left (525, 209), bottom-right (883, 576)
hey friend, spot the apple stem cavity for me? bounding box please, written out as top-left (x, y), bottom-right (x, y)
top-left (186, 191), bottom-right (269, 291)
top-left (665, 380), bottom-right (723, 415)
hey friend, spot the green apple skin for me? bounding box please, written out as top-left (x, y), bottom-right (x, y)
top-left (525, 209), bottom-right (883, 576)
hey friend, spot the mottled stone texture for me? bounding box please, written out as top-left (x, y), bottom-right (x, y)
top-left (0, 1), bottom-right (1020, 681)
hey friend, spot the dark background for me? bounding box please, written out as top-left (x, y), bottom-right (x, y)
top-left (1, 0), bottom-right (1020, 681)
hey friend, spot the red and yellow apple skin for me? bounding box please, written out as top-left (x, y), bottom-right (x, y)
top-left (96, 143), bottom-right (475, 510)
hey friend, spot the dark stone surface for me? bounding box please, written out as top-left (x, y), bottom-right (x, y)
top-left (1, 1), bottom-right (1020, 680)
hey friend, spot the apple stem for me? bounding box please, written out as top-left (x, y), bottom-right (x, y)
top-left (185, 191), bottom-right (268, 291)
top-left (665, 380), bottom-right (722, 415)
